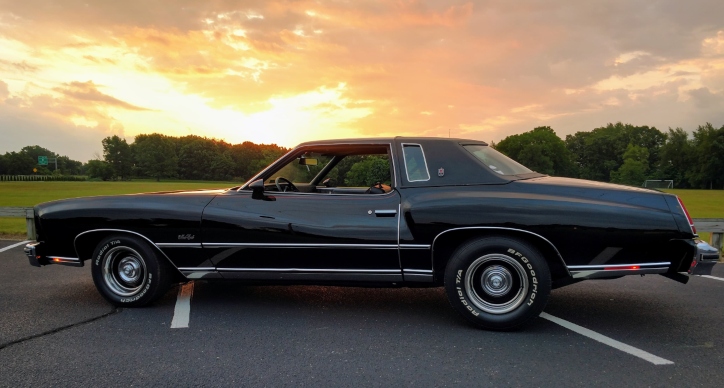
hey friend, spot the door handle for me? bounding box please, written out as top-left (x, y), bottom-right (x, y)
top-left (374, 209), bottom-right (397, 217)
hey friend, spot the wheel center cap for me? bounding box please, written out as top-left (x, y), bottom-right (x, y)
top-left (118, 257), bottom-right (141, 283)
top-left (480, 265), bottom-right (513, 297)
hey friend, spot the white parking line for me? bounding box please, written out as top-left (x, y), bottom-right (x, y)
top-left (170, 281), bottom-right (194, 329)
top-left (0, 241), bottom-right (30, 254)
top-left (698, 275), bottom-right (724, 282)
top-left (540, 312), bottom-right (674, 365)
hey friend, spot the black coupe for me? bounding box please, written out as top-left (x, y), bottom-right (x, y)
top-left (24, 137), bottom-right (717, 330)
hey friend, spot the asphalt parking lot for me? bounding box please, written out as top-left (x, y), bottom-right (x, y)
top-left (1, 239), bottom-right (722, 387)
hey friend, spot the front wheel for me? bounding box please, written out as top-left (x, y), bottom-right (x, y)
top-left (91, 235), bottom-right (172, 307)
top-left (444, 236), bottom-right (551, 330)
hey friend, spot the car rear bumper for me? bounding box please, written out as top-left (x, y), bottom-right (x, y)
top-left (689, 240), bottom-right (719, 276)
top-left (24, 241), bottom-right (83, 267)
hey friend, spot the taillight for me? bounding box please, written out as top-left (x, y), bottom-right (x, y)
top-left (676, 196), bottom-right (696, 234)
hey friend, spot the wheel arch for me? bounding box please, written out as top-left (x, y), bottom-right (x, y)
top-left (431, 227), bottom-right (570, 284)
top-left (74, 229), bottom-right (187, 281)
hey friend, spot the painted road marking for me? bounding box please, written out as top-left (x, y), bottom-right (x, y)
top-left (0, 241), bottom-right (30, 254)
top-left (170, 281), bottom-right (195, 329)
top-left (540, 312), bottom-right (674, 365)
top-left (698, 275), bottom-right (724, 282)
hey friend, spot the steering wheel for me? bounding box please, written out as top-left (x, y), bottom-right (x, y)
top-left (275, 176), bottom-right (299, 192)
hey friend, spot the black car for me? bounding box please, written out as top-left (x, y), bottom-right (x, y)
top-left (24, 137), bottom-right (717, 330)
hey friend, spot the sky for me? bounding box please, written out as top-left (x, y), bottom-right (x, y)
top-left (1, 0), bottom-right (724, 162)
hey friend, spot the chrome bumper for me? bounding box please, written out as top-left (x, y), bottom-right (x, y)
top-left (24, 242), bottom-right (43, 267)
top-left (689, 240), bottom-right (719, 276)
top-left (24, 241), bottom-right (83, 267)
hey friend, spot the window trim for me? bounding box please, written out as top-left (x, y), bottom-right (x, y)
top-left (401, 143), bottom-right (431, 182)
top-left (241, 142), bottom-right (398, 196)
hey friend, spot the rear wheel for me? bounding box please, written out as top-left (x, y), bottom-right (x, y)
top-left (91, 235), bottom-right (171, 307)
top-left (444, 236), bottom-right (551, 330)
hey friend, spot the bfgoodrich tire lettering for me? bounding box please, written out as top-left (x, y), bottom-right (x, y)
top-left (444, 236), bottom-right (551, 330)
top-left (91, 235), bottom-right (171, 307)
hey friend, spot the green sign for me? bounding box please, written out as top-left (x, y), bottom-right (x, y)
top-left (38, 156), bottom-right (48, 166)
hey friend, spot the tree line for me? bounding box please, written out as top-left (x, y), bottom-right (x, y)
top-left (2, 122), bottom-right (722, 188)
top-left (90, 134), bottom-right (288, 181)
top-left (0, 135), bottom-right (288, 182)
top-left (494, 122), bottom-right (724, 189)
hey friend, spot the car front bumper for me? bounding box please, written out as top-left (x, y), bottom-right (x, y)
top-left (24, 241), bottom-right (83, 267)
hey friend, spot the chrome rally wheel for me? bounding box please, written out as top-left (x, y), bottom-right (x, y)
top-left (102, 246), bottom-right (148, 297)
top-left (91, 234), bottom-right (172, 307)
top-left (465, 254), bottom-right (529, 315)
top-left (444, 236), bottom-right (551, 330)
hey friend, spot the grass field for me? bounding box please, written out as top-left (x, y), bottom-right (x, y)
top-left (0, 182), bottom-right (722, 240)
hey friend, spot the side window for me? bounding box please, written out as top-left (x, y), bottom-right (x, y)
top-left (402, 144), bottom-right (430, 182)
top-left (326, 155), bottom-right (392, 188)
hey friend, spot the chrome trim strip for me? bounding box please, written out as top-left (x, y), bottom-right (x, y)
top-left (178, 267), bottom-right (216, 271)
top-left (567, 262), bottom-right (671, 270)
top-left (431, 227), bottom-right (570, 277)
top-left (217, 268), bottom-right (401, 273)
top-left (401, 143), bottom-right (431, 182)
top-left (570, 267), bottom-right (669, 279)
top-left (47, 256), bottom-right (80, 261)
top-left (268, 189), bottom-right (398, 198)
top-left (74, 229), bottom-right (184, 276)
top-left (400, 244), bottom-right (431, 249)
top-left (204, 243), bottom-right (398, 249)
top-left (403, 269), bottom-right (433, 274)
top-left (157, 243), bottom-right (203, 248)
top-left (403, 273), bottom-right (434, 282)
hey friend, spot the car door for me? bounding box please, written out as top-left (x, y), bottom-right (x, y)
top-left (201, 181), bottom-right (402, 283)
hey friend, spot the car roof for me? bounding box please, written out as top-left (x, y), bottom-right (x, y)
top-left (297, 137), bottom-right (489, 147)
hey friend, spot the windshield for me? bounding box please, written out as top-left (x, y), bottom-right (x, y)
top-left (463, 145), bottom-right (533, 175)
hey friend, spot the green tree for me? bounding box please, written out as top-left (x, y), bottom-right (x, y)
top-left (565, 122), bottom-right (665, 182)
top-left (495, 126), bottom-right (575, 176)
top-left (102, 135), bottom-right (133, 180)
top-left (176, 136), bottom-right (218, 180)
top-left (653, 128), bottom-right (693, 188)
top-left (132, 133), bottom-right (178, 181)
top-left (2, 151), bottom-right (37, 175)
top-left (610, 144), bottom-right (649, 185)
top-left (85, 159), bottom-right (114, 180)
top-left (209, 152), bottom-right (236, 181)
top-left (687, 123), bottom-right (724, 189)
top-left (344, 156), bottom-right (391, 186)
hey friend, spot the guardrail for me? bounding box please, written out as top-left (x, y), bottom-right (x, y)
top-left (0, 207), bottom-right (35, 240)
top-left (1, 207), bottom-right (723, 251)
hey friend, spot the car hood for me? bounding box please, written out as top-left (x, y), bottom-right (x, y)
top-left (35, 189), bottom-right (226, 217)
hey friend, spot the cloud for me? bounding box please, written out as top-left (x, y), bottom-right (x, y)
top-left (53, 81), bottom-right (152, 111)
top-left (0, 80), bottom-right (8, 100)
top-left (1, 0), bottom-right (724, 161)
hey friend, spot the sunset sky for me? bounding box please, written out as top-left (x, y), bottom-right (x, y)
top-left (1, 0), bottom-right (724, 162)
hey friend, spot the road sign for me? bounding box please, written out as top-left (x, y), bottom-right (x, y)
top-left (38, 156), bottom-right (48, 165)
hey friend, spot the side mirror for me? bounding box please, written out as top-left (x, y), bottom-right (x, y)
top-left (249, 179), bottom-right (275, 201)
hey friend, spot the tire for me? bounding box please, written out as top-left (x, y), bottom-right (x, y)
top-left (91, 235), bottom-right (172, 307)
top-left (444, 236), bottom-right (551, 330)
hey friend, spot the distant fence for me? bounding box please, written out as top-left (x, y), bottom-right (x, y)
top-left (0, 175), bottom-right (87, 182)
top-left (1, 206), bottom-right (722, 253)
